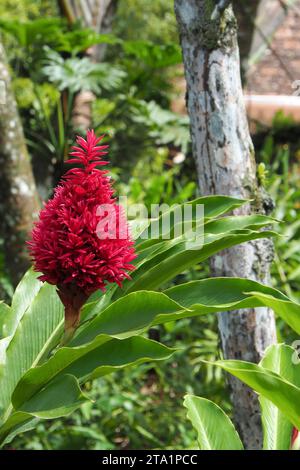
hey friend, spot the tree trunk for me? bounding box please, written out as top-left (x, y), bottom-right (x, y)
top-left (59, 0), bottom-right (119, 131)
top-left (234, 0), bottom-right (261, 79)
top-left (59, 0), bottom-right (118, 60)
top-left (174, 0), bottom-right (277, 449)
top-left (0, 42), bottom-right (40, 286)
top-left (235, 0), bottom-right (298, 82)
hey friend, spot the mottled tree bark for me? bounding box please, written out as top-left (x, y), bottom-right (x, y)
top-left (0, 42), bottom-right (40, 286)
top-left (174, 0), bottom-right (277, 449)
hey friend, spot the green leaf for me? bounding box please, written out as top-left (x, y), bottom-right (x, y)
top-left (0, 412), bottom-right (37, 448)
top-left (2, 269), bottom-right (42, 338)
top-left (0, 414), bottom-right (38, 448)
top-left (43, 50), bottom-right (125, 94)
top-left (11, 336), bottom-right (174, 413)
top-left (128, 199), bottom-right (274, 288)
top-left (72, 291), bottom-right (187, 345)
top-left (246, 291), bottom-right (300, 335)
top-left (135, 195), bottom-right (248, 248)
top-left (122, 229), bottom-right (276, 294)
top-left (194, 195), bottom-right (247, 219)
top-left (0, 374), bottom-right (88, 446)
top-left (0, 279), bottom-right (64, 423)
top-left (183, 395), bottom-right (243, 450)
top-left (0, 302), bottom-right (11, 339)
top-left (0, 336), bottom-right (173, 446)
top-left (18, 374), bottom-right (89, 418)
top-left (259, 345), bottom-right (299, 450)
top-left (204, 214), bottom-right (276, 234)
top-left (164, 277), bottom-right (288, 311)
top-left (212, 351), bottom-right (300, 430)
top-left (74, 277), bottom-right (299, 347)
top-left (0, 18), bottom-right (63, 49)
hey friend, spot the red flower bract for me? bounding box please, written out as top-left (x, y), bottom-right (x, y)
top-left (28, 130), bottom-right (136, 338)
top-left (291, 427), bottom-right (300, 450)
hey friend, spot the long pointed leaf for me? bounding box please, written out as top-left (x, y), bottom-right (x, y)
top-left (212, 355), bottom-right (300, 430)
top-left (0, 282), bottom-right (63, 422)
top-left (74, 278), bottom-right (299, 347)
top-left (122, 229), bottom-right (276, 293)
top-left (0, 374), bottom-right (88, 446)
top-left (184, 395), bottom-right (243, 450)
top-left (246, 291), bottom-right (300, 335)
top-left (259, 345), bottom-right (298, 450)
top-left (12, 336), bottom-right (174, 412)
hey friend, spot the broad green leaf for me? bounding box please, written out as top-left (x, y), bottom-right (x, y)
top-left (122, 229), bottom-right (276, 293)
top-left (0, 302), bottom-right (10, 339)
top-left (0, 374), bottom-right (88, 446)
top-left (81, 196), bottom-right (247, 310)
top-left (0, 412), bottom-right (37, 448)
top-left (163, 278), bottom-right (300, 332)
top-left (204, 214), bottom-right (276, 234)
top-left (18, 374), bottom-right (89, 418)
top-left (2, 269), bottom-right (42, 338)
top-left (12, 336), bottom-right (174, 412)
top-left (212, 356), bottom-right (300, 430)
top-left (121, 198), bottom-right (275, 295)
top-left (184, 395), bottom-right (243, 450)
top-left (72, 291), bottom-right (187, 345)
top-left (1, 337), bottom-right (173, 446)
top-left (135, 195), bottom-right (248, 248)
top-left (88, 215), bottom-right (270, 309)
top-left (0, 415), bottom-right (38, 448)
top-left (259, 345), bottom-right (299, 450)
top-left (186, 195), bottom-right (247, 219)
top-left (74, 278), bottom-right (298, 347)
top-left (164, 277), bottom-right (288, 310)
top-left (0, 282), bottom-right (64, 423)
top-left (246, 291), bottom-right (300, 335)
top-left (136, 213), bottom-right (273, 255)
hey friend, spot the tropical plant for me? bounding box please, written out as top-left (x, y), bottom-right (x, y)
top-left (2, 178), bottom-right (300, 446)
top-left (8, 318), bottom-right (222, 450)
top-left (185, 343), bottom-right (300, 450)
top-left (42, 49), bottom-right (125, 94)
top-left (0, 18), bottom-right (116, 59)
top-left (0, 16), bottom-right (186, 188)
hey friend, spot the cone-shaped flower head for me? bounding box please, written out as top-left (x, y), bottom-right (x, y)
top-left (28, 130), bottom-right (136, 340)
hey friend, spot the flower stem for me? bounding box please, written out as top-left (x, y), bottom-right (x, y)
top-left (61, 304), bottom-right (81, 345)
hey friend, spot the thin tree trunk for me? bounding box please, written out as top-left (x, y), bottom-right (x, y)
top-left (234, 0), bottom-right (261, 76)
top-left (0, 42), bottom-right (40, 286)
top-left (174, 0), bottom-right (277, 449)
top-left (235, 0), bottom-right (298, 81)
top-left (59, 0), bottom-right (118, 60)
top-left (59, 0), bottom-right (119, 131)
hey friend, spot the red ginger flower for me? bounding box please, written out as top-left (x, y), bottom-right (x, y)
top-left (28, 130), bottom-right (136, 341)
